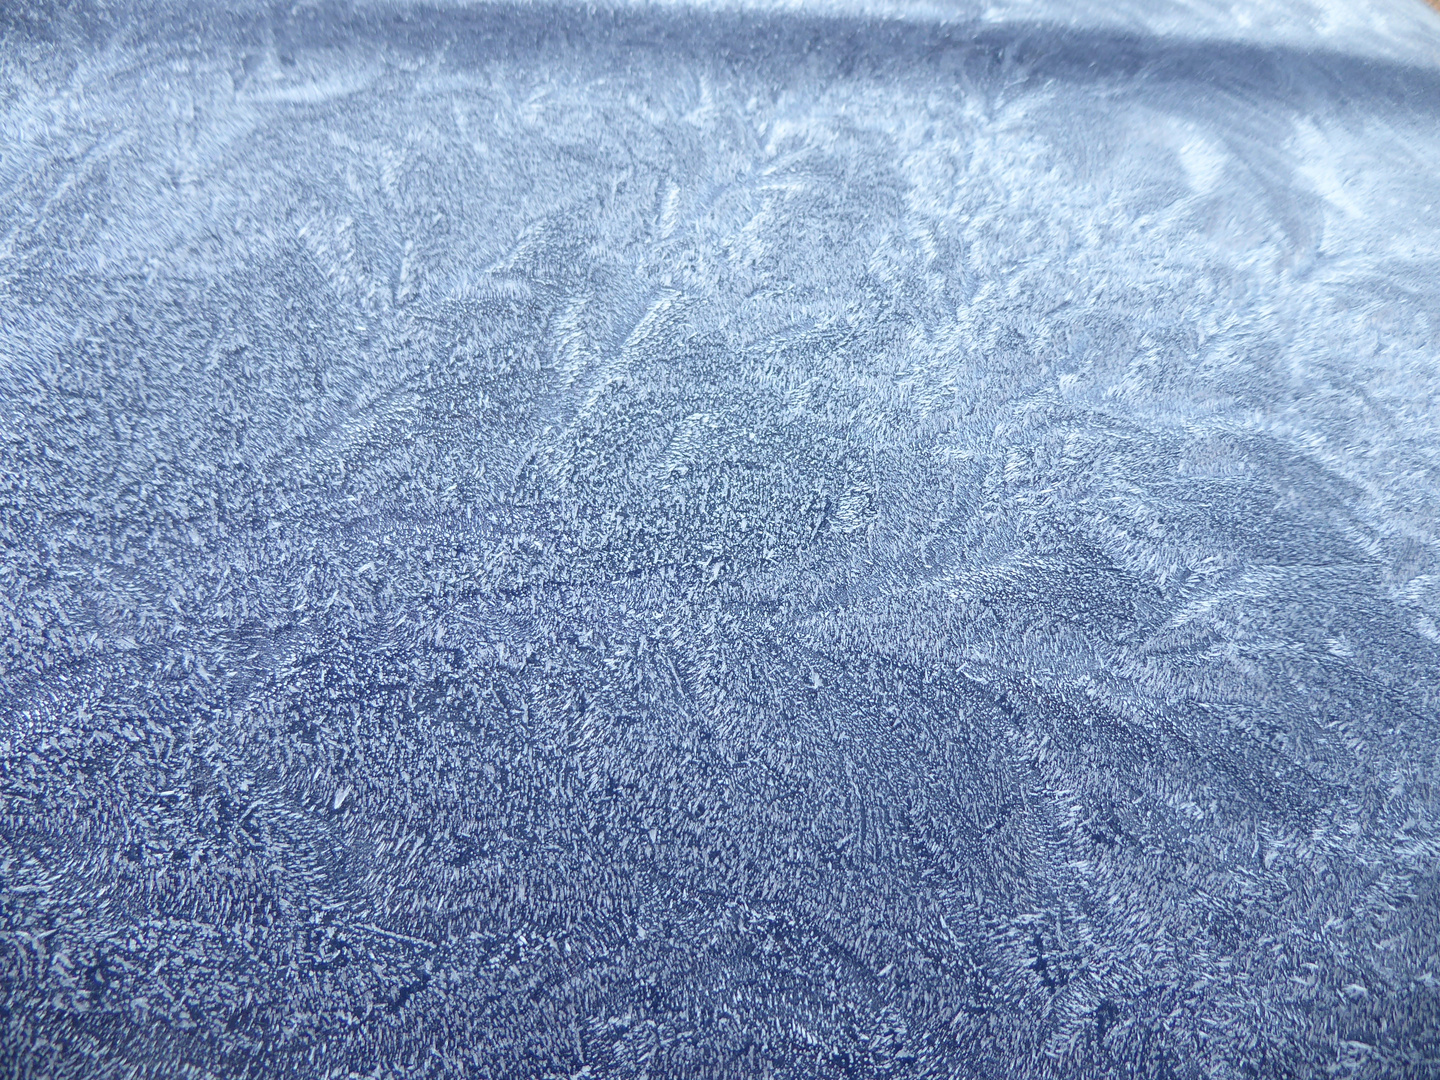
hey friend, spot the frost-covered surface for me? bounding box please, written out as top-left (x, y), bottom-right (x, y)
top-left (3, 0), bottom-right (1440, 1076)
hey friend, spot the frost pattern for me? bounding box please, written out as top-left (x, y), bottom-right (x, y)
top-left (3, 2), bottom-right (1440, 1077)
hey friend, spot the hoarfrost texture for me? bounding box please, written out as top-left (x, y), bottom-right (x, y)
top-left (3, 0), bottom-right (1440, 1076)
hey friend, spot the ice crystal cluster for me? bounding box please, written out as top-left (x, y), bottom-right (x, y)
top-left (3, 0), bottom-right (1440, 1076)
